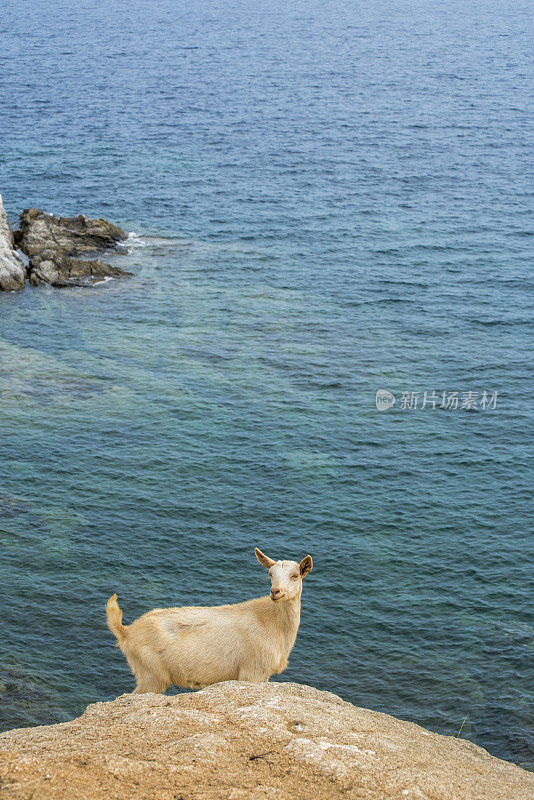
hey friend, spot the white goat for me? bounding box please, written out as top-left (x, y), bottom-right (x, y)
top-left (105, 548), bottom-right (313, 693)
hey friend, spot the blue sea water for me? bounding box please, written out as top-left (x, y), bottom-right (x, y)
top-left (0, 0), bottom-right (532, 770)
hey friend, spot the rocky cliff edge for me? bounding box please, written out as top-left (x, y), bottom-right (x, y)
top-left (0, 681), bottom-right (532, 800)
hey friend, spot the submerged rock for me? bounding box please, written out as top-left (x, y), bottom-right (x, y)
top-left (0, 195), bottom-right (25, 292)
top-left (28, 255), bottom-right (130, 288)
top-left (16, 208), bottom-right (132, 288)
top-left (0, 664), bottom-right (67, 731)
top-left (0, 681), bottom-right (532, 799)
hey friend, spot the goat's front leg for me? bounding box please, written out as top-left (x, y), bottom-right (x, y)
top-left (274, 655), bottom-right (289, 674)
top-left (237, 665), bottom-right (271, 682)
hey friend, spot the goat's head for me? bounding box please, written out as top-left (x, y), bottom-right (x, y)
top-left (254, 548), bottom-right (313, 602)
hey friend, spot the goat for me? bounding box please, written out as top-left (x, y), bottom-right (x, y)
top-left (105, 548), bottom-right (313, 693)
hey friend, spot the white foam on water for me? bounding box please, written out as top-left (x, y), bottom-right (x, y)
top-left (92, 276), bottom-right (114, 286)
top-left (125, 231), bottom-right (146, 249)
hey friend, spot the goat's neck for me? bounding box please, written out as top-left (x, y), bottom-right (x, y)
top-left (261, 592), bottom-right (302, 652)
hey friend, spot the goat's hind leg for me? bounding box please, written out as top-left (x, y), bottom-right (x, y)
top-left (133, 670), bottom-right (169, 694)
top-left (128, 653), bottom-right (170, 694)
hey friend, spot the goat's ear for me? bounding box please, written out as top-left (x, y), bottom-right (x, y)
top-left (300, 555), bottom-right (313, 577)
top-left (255, 548), bottom-right (275, 568)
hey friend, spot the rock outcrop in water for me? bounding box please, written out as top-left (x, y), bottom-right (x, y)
top-left (0, 196), bottom-right (133, 291)
top-left (0, 682), bottom-right (532, 800)
top-left (0, 195), bottom-right (25, 291)
top-left (15, 208), bottom-right (132, 287)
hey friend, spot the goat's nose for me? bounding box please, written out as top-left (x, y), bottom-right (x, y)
top-left (271, 587), bottom-right (283, 598)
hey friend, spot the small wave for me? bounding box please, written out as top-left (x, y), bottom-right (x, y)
top-left (471, 318), bottom-right (529, 327)
top-left (92, 276), bottom-right (114, 286)
top-left (378, 279), bottom-right (429, 289)
top-left (125, 231), bottom-right (146, 249)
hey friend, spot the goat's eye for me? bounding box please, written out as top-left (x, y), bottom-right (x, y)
top-left (291, 574), bottom-right (298, 580)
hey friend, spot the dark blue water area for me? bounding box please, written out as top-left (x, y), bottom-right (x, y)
top-left (0, 0), bottom-right (532, 770)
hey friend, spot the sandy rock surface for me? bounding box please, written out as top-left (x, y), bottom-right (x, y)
top-left (0, 681), bottom-right (532, 800)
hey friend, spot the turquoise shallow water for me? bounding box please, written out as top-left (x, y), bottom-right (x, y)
top-left (0, 0), bottom-right (533, 770)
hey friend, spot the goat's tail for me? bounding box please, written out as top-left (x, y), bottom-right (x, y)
top-left (106, 593), bottom-right (127, 645)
